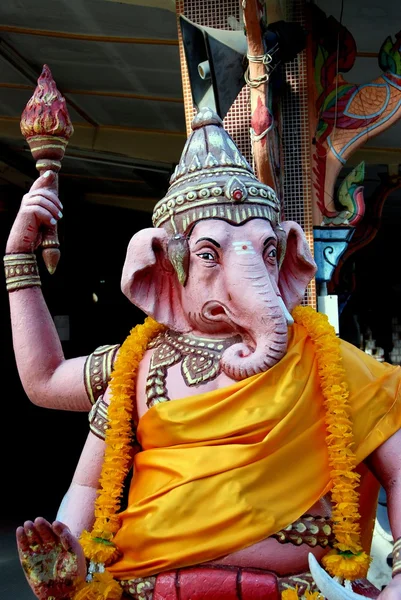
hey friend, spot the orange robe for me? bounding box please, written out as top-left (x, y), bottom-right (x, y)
top-left (108, 323), bottom-right (401, 579)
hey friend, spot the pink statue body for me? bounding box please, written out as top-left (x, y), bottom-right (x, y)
top-left (6, 109), bottom-right (401, 600)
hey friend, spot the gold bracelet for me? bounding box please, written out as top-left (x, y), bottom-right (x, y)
top-left (393, 537), bottom-right (401, 577)
top-left (4, 253), bottom-right (41, 292)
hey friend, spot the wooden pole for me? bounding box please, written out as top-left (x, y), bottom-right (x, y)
top-left (242, 0), bottom-right (275, 187)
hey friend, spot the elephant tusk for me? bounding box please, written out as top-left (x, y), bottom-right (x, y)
top-left (277, 295), bottom-right (294, 325)
top-left (308, 554), bottom-right (365, 600)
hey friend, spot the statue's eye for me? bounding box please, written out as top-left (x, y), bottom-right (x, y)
top-left (265, 246), bottom-right (277, 265)
top-left (196, 252), bottom-right (215, 261)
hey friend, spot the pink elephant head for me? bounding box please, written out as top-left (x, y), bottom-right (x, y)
top-left (121, 108), bottom-right (316, 380)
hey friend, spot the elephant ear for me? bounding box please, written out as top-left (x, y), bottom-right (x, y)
top-left (278, 221), bottom-right (317, 312)
top-left (121, 228), bottom-right (190, 331)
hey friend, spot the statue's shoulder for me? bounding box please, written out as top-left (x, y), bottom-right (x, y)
top-left (339, 337), bottom-right (400, 382)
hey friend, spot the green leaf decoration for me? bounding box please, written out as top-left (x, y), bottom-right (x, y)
top-left (379, 36), bottom-right (401, 75)
top-left (338, 161), bottom-right (365, 212)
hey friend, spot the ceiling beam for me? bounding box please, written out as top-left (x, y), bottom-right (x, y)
top-left (57, 150), bottom-right (172, 175)
top-left (0, 25), bottom-right (178, 45)
top-left (59, 173), bottom-right (143, 184)
top-left (0, 117), bottom-right (186, 164)
top-left (85, 192), bottom-right (157, 212)
top-left (67, 89), bottom-right (183, 103)
top-left (101, 0), bottom-right (175, 12)
top-left (3, 117), bottom-right (398, 177)
top-left (356, 52), bottom-right (378, 58)
top-left (0, 82), bottom-right (183, 104)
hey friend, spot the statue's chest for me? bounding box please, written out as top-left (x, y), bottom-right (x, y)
top-left (144, 330), bottom-right (240, 410)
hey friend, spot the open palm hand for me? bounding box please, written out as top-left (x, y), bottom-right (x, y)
top-left (16, 517), bottom-right (86, 600)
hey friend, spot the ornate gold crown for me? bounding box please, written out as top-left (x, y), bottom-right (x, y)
top-left (152, 108), bottom-right (281, 235)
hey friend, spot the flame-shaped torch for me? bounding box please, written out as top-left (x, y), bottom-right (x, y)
top-left (20, 64), bottom-right (74, 274)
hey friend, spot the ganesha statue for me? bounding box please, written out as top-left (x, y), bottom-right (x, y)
top-left (5, 108), bottom-right (401, 600)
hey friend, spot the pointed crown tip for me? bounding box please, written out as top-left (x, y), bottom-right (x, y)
top-left (191, 107), bottom-right (223, 131)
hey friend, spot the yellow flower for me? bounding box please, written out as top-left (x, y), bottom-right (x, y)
top-left (281, 589), bottom-right (300, 599)
top-left (79, 531), bottom-right (121, 565)
top-left (322, 550), bottom-right (371, 579)
top-left (280, 588), bottom-right (323, 599)
top-left (74, 571), bottom-right (123, 599)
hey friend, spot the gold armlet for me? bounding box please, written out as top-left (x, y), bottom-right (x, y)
top-left (393, 537), bottom-right (401, 577)
top-left (88, 395), bottom-right (109, 440)
top-left (89, 395), bottom-right (138, 446)
top-left (272, 514), bottom-right (334, 549)
top-left (4, 254), bottom-right (41, 292)
top-left (84, 344), bottom-right (120, 405)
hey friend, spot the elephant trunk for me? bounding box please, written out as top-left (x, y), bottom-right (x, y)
top-left (209, 259), bottom-right (291, 381)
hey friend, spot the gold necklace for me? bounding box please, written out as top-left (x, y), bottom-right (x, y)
top-left (146, 329), bottom-right (241, 408)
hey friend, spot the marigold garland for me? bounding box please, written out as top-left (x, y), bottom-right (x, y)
top-left (293, 306), bottom-right (371, 581)
top-left (74, 571), bottom-right (123, 600)
top-left (281, 589), bottom-right (323, 600)
top-left (74, 317), bottom-right (165, 599)
top-left (73, 307), bottom-right (371, 599)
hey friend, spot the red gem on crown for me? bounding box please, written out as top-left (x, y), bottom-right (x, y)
top-left (232, 189), bottom-right (243, 201)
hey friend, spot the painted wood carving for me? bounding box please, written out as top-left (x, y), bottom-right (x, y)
top-left (308, 5), bottom-right (401, 227)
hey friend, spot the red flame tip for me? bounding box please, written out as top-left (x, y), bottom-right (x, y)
top-left (38, 64), bottom-right (54, 82)
top-left (20, 64), bottom-right (74, 140)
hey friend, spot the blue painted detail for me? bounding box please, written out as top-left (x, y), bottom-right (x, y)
top-left (339, 92), bottom-right (401, 157)
top-left (327, 136), bottom-right (346, 164)
top-left (383, 73), bottom-right (401, 91)
top-left (343, 83), bottom-right (390, 119)
top-left (313, 226), bottom-right (355, 282)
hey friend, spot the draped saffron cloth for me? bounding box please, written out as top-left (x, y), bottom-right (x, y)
top-left (107, 323), bottom-right (401, 579)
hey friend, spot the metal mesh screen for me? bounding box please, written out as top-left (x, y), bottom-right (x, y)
top-left (281, 0), bottom-right (315, 306)
top-left (176, 0), bottom-right (315, 306)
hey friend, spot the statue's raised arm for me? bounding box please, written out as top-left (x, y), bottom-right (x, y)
top-left (5, 66), bottom-right (119, 413)
top-left (5, 170), bottom-right (119, 412)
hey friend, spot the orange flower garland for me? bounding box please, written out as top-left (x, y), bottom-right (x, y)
top-left (293, 306), bottom-right (371, 581)
top-left (281, 589), bottom-right (323, 600)
top-left (73, 571), bottom-right (124, 600)
top-left (74, 317), bottom-right (165, 599)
